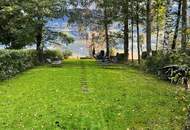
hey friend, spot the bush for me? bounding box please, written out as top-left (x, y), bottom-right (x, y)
top-left (142, 52), bottom-right (148, 59)
top-left (43, 49), bottom-right (63, 61)
top-left (96, 50), bottom-right (105, 60)
top-left (0, 49), bottom-right (38, 80)
top-left (0, 49), bottom-right (65, 80)
top-left (116, 53), bottom-right (125, 62)
top-left (63, 50), bottom-right (72, 59)
top-left (144, 50), bottom-right (190, 74)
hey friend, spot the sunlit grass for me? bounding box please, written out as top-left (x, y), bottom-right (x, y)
top-left (0, 60), bottom-right (187, 129)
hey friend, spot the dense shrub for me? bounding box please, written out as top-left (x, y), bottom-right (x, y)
top-left (96, 50), bottom-right (105, 60)
top-left (0, 49), bottom-right (38, 80)
top-left (116, 53), bottom-right (125, 62)
top-left (43, 49), bottom-right (63, 61)
top-left (63, 50), bottom-right (72, 59)
top-left (0, 49), bottom-right (64, 80)
top-left (142, 52), bottom-right (148, 59)
top-left (144, 50), bottom-right (190, 74)
top-left (143, 50), bottom-right (190, 88)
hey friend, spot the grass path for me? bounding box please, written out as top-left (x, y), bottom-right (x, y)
top-left (0, 60), bottom-right (187, 129)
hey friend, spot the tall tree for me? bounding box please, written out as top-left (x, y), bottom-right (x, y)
top-left (93, 0), bottom-right (115, 58)
top-left (155, 2), bottom-right (160, 51)
top-left (123, 0), bottom-right (129, 62)
top-left (172, 0), bottom-right (182, 50)
top-left (131, 0), bottom-right (134, 62)
top-left (146, 0), bottom-right (152, 56)
top-left (21, 0), bottom-right (66, 62)
top-left (112, 0), bottom-right (130, 62)
top-left (136, 0), bottom-right (141, 64)
top-left (154, 0), bottom-right (164, 51)
top-left (104, 6), bottom-right (110, 57)
top-left (0, 0), bottom-right (35, 49)
top-left (163, 0), bottom-right (172, 50)
top-left (181, 0), bottom-right (187, 51)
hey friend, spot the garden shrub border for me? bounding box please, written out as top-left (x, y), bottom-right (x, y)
top-left (0, 49), bottom-right (64, 81)
top-left (0, 49), bottom-right (38, 80)
top-left (142, 50), bottom-right (190, 87)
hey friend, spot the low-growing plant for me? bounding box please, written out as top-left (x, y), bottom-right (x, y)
top-left (175, 89), bottom-right (190, 129)
top-left (159, 65), bottom-right (190, 90)
top-left (170, 66), bottom-right (190, 90)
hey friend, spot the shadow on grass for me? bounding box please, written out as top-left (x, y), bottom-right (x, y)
top-left (98, 62), bottom-right (128, 71)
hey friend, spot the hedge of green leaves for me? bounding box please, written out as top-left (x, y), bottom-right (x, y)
top-left (0, 49), bottom-right (68, 80)
top-left (144, 50), bottom-right (190, 74)
top-left (43, 49), bottom-right (63, 60)
top-left (0, 49), bottom-right (38, 80)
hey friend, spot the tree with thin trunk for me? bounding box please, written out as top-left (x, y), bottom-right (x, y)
top-left (181, 0), bottom-right (187, 51)
top-left (156, 9), bottom-right (159, 51)
top-left (163, 0), bottom-right (172, 50)
top-left (155, 0), bottom-right (161, 51)
top-left (93, 0), bottom-right (116, 58)
top-left (136, 0), bottom-right (141, 64)
top-left (131, 0), bottom-right (134, 63)
top-left (35, 21), bottom-right (44, 62)
top-left (146, 0), bottom-right (152, 56)
top-left (123, 0), bottom-right (129, 62)
top-left (104, 7), bottom-right (110, 57)
top-left (22, 0), bottom-right (67, 62)
top-left (172, 0), bottom-right (182, 50)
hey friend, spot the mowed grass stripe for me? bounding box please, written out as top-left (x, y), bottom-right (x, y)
top-left (0, 60), bottom-right (187, 129)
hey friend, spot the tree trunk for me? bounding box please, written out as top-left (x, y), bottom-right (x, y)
top-left (146, 0), bottom-right (152, 56)
top-left (163, 0), bottom-right (171, 50)
top-left (104, 8), bottom-right (110, 58)
top-left (181, 0), bottom-right (187, 51)
top-left (35, 23), bottom-right (44, 63)
top-left (136, 1), bottom-right (141, 64)
top-left (131, 0), bottom-right (134, 62)
top-left (105, 23), bottom-right (109, 57)
top-left (123, 0), bottom-right (129, 62)
top-left (172, 0), bottom-right (181, 50)
top-left (92, 42), bottom-right (96, 57)
top-left (156, 24), bottom-right (159, 51)
top-left (156, 6), bottom-right (160, 51)
top-left (124, 20), bottom-right (129, 62)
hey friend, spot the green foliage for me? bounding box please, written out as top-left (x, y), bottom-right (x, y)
top-left (63, 50), bottom-right (72, 59)
top-left (43, 49), bottom-right (63, 60)
top-left (175, 88), bottom-right (190, 128)
top-left (0, 49), bottom-right (64, 80)
top-left (144, 50), bottom-right (190, 74)
top-left (169, 65), bottom-right (190, 87)
top-left (45, 30), bottom-right (74, 46)
top-left (0, 0), bottom-right (36, 48)
top-left (0, 49), bottom-right (38, 80)
top-left (58, 32), bottom-right (75, 45)
top-left (0, 0), bottom-right (67, 49)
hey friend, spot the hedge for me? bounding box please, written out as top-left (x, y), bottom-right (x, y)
top-left (0, 49), bottom-right (38, 80)
top-left (43, 49), bottom-right (63, 61)
top-left (0, 49), bottom-right (65, 80)
top-left (144, 50), bottom-right (190, 74)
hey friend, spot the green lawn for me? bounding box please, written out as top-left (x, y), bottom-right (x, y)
top-left (0, 60), bottom-right (187, 129)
